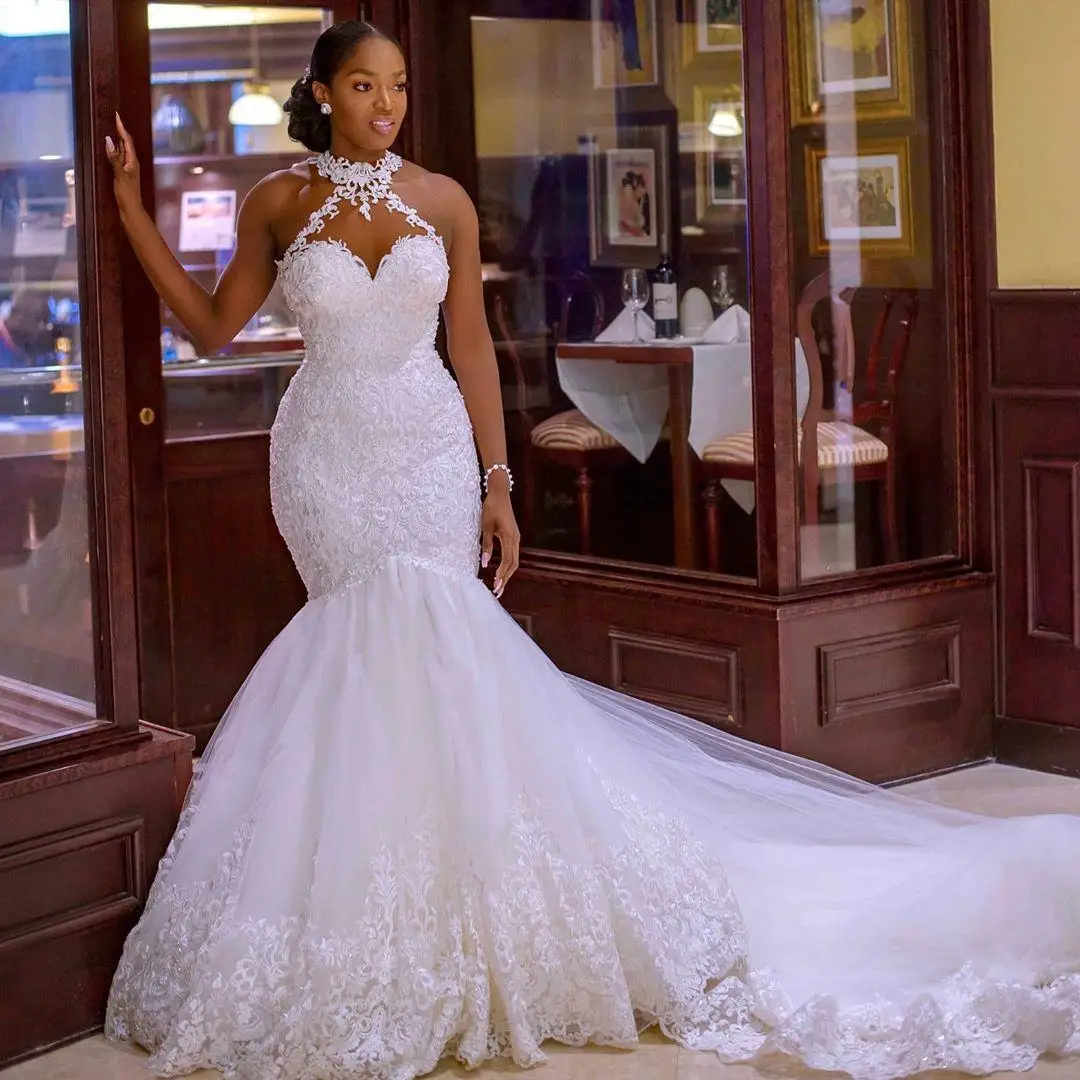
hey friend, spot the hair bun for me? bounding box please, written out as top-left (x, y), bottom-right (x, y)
top-left (283, 75), bottom-right (330, 153)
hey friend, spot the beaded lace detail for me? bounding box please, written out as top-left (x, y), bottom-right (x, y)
top-left (269, 150), bottom-right (478, 600)
top-left (277, 150), bottom-right (441, 274)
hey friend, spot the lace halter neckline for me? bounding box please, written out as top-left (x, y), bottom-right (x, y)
top-left (313, 150), bottom-right (403, 221)
top-left (278, 149), bottom-right (440, 270)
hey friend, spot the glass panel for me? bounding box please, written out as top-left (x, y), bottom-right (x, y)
top-left (0, 9), bottom-right (96, 737)
top-left (147, 4), bottom-right (328, 439)
top-left (788, 0), bottom-right (957, 580)
top-left (470, 1), bottom-right (755, 578)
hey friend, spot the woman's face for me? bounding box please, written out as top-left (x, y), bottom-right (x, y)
top-left (318, 36), bottom-right (407, 157)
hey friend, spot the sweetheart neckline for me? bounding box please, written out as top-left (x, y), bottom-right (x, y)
top-left (278, 233), bottom-right (446, 283)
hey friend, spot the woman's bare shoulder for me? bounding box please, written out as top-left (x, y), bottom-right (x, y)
top-left (403, 165), bottom-right (471, 208)
top-left (245, 162), bottom-right (315, 211)
top-left (397, 163), bottom-right (476, 240)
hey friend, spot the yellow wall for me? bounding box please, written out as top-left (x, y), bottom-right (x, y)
top-left (992, 0), bottom-right (1080, 287)
top-left (471, 18), bottom-right (617, 158)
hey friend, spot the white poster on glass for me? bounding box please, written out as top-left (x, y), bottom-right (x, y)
top-left (178, 190), bottom-right (237, 252)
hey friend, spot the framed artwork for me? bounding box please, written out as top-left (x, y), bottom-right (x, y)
top-left (805, 137), bottom-right (914, 257)
top-left (586, 125), bottom-right (671, 267)
top-left (692, 85), bottom-right (747, 227)
top-left (683, 0), bottom-right (742, 60)
top-left (788, 0), bottom-right (913, 124)
top-left (592, 0), bottom-right (660, 90)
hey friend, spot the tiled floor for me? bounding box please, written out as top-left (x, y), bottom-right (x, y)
top-left (6, 764), bottom-right (1080, 1080)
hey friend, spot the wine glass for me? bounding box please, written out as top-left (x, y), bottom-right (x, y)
top-left (710, 265), bottom-right (735, 312)
top-left (621, 268), bottom-right (651, 343)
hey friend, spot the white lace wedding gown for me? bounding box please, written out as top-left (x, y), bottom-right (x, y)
top-left (105, 151), bottom-right (1080, 1080)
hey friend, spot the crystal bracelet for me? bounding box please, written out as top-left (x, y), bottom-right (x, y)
top-left (483, 463), bottom-right (514, 493)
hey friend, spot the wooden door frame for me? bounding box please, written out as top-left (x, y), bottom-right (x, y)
top-left (0, 0), bottom-right (151, 774)
top-left (114, 0), bottom-right (361, 731)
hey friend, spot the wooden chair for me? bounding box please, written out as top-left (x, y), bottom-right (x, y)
top-left (492, 273), bottom-right (631, 554)
top-left (700, 267), bottom-right (919, 572)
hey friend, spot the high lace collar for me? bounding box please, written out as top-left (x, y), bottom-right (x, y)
top-left (314, 150), bottom-right (404, 221)
top-left (315, 149), bottom-right (402, 187)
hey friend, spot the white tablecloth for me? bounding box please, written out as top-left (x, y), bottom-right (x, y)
top-left (554, 357), bottom-right (669, 464)
top-left (556, 341), bottom-right (810, 511)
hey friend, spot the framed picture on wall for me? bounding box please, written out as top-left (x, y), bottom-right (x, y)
top-left (805, 137), bottom-right (915, 257)
top-left (586, 125), bottom-right (671, 267)
top-left (692, 85), bottom-right (747, 227)
top-left (683, 0), bottom-right (742, 60)
top-left (788, 0), bottom-right (913, 124)
top-left (592, 0), bottom-right (660, 89)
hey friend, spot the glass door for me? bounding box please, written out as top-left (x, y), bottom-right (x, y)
top-left (0, 1), bottom-right (98, 748)
top-left (146, 3), bottom-right (332, 440)
top-left (467, 1), bottom-right (757, 579)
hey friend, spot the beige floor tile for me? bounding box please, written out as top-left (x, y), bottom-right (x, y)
top-left (0, 1034), bottom-right (219, 1079)
top-left (902, 763), bottom-right (1080, 817)
top-left (673, 1055), bottom-right (1080, 1080)
top-left (3, 1034), bottom-right (679, 1080)
top-left (675, 1049), bottom-right (766, 1080)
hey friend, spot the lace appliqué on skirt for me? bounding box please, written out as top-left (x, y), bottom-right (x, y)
top-left (105, 781), bottom-right (749, 1080)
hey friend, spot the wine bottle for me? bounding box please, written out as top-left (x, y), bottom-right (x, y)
top-left (653, 251), bottom-right (678, 340)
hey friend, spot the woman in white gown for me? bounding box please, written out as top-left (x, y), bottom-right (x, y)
top-left (102, 20), bottom-right (1080, 1080)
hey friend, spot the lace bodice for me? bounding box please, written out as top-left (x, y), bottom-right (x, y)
top-left (269, 151), bottom-right (481, 600)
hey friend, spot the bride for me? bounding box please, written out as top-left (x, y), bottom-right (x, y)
top-left (102, 19), bottom-right (1080, 1080)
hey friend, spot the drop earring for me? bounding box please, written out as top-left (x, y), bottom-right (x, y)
top-left (320, 102), bottom-right (332, 115)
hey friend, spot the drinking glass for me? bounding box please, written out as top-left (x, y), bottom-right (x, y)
top-left (710, 265), bottom-right (735, 312)
top-left (621, 268), bottom-right (651, 343)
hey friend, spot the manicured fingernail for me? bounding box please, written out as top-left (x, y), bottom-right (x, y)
top-left (105, 136), bottom-right (115, 153)
top-left (481, 552), bottom-right (489, 567)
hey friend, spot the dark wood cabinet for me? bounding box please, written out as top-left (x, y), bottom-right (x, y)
top-left (991, 292), bottom-right (1080, 775)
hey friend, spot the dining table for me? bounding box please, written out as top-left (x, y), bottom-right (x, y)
top-left (554, 340), bottom-right (702, 568)
top-left (553, 336), bottom-right (810, 570)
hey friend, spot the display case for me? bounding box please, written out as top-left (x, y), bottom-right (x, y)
top-left (393, 0), bottom-right (996, 782)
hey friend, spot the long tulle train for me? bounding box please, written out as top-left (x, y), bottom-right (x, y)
top-left (105, 561), bottom-right (1080, 1080)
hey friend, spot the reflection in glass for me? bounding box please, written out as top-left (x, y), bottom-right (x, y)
top-left (471, 5), bottom-right (755, 576)
top-left (789, 0), bottom-right (955, 580)
top-left (0, 22), bottom-right (95, 723)
top-left (147, 4), bottom-right (328, 438)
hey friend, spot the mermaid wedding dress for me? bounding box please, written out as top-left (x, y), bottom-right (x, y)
top-left (105, 151), bottom-right (1080, 1080)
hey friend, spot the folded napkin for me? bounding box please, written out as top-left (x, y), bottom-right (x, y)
top-left (596, 303), bottom-right (656, 343)
top-left (701, 303), bottom-right (751, 344)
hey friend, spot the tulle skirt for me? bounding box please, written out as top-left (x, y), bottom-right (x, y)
top-left (105, 560), bottom-right (1080, 1080)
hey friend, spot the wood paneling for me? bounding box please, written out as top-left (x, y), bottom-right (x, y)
top-left (817, 623), bottom-right (961, 727)
top-left (609, 630), bottom-right (742, 729)
top-left (0, 817), bottom-right (145, 952)
top-left (163, 435), bottom-right (306, 748)
top-left (993, 295), bottom-right (1080, 751)
top-left (1023, 458), bottom-right (1080, 646)
top-left (995, 716), bottom-right (1080, 778)
top-left (778, 580), bottom-right (991, 781)
top-left (0, 725), bottom-right (192, 1069)
top-left (508, 562), bottom-right (991, 782)
top-left (992, 291), bottom-right (1080, 391)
